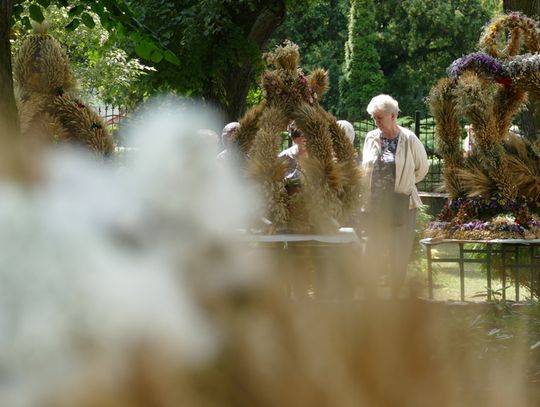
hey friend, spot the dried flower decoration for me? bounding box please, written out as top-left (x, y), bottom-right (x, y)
top-left (260, 41), bottom-right (325, 108)
top-left (269, 39), bottom-right (300, 71)
top-left (448, 52), bottom-right (509, 83)
top-left (504, 53), bottom-right (540, 77)
top-left (14, 21), bottom-right (113, 156)
top-left (235, 41), bottom-right (359, 233)
top-left (480, 12), bottom-right (540, 58)
top-left (427, 12), bottom-right (540, 240)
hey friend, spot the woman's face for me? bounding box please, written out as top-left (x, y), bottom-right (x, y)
top-left (371, 110), bottom-right (395, 134)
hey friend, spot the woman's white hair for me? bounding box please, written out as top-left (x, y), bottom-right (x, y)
top-left (366, 94), bottom-right (400, 116)
top-left (509, 124), bottom-right (520, 134)
top-left (337, 120), bottom-right (355, 143)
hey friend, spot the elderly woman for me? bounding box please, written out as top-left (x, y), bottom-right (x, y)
top-left (337, 119), bottom-right (356, 144)
top-left (361, 94), bottom-right (429, 295)
top-left (216, 121), bottom-right (240, 165)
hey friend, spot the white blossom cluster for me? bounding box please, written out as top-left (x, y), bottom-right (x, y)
top-left (0, 98), bottom-right (262, 407)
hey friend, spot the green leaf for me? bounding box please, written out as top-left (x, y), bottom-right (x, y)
top-left (36, 0), bottom-right (51, 8)
top-left (90, 2), bottom-right (104, 15)
top-left (87, 49), bottom-right (101, 64)
top-left (150, 50), bottom-right (163, 63)
top-left (28, 4), bottom-right (45, 23)
top-left (65, 18), bottom-right (81, 31)
top-left (21, 16), bottom-right (31, 29)
top-left (107, 3), bottom-right (122, 17)
top-left (135, 42), bottom-right (152, 60)
top-left (68, 5), bottom-right (84, 16)
top-left (58, 0), bottom-right (69, 6)
top-left (164, 50), bottom-right (180, 65)
top-left (129, 30), bottom-right (141, 43)
top-left (116, 22), bottom-right (125, 38)
top-left (12, 4), bottom-right (24, 17)
top-left (99, 14), bottom-right (112, 29)
top-left (80, 12), bottom-right (96, 28)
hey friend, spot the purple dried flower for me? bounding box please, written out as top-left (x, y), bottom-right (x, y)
top-left (448, 52), bottom-right (508, 81)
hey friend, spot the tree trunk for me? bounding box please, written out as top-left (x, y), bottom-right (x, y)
top-left (504, 0), bottom-right (540, 140)
top-left (503, 0), bottom-right (540, 15)
top-left (222, 2), bottom-right (286, 121)
top-left (0, 0), bottom-right (18, 136)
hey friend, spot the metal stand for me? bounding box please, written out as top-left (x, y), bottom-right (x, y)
top-left (420, 238), bottom-right (540, 302)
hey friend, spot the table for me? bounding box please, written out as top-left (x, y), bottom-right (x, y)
top-left (238, 228), bottom-right (362, 299)
top-left (236, 227), bottom-right (360, 244)
top-left (420, 238), bottom-right (540, 301)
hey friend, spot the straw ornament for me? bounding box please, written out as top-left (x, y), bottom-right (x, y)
top-left (426, 12), bottom-right (540, 240)
top-left (14, 23), bottom-right (113, 156)
top-left (235, 41), bottom-right (360, 233)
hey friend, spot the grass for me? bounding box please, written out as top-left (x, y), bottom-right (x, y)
top-left (409, 243), bottom-right (535, 302)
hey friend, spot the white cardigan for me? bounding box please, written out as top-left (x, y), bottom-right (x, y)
top-left (362, 126), bottom-right (429, 210)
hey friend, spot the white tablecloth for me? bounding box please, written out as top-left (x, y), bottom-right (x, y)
top-left (237, 227), bottom-right (359, 244)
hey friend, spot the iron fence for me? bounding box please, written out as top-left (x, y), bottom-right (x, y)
top-left (97, 104), bottom-right (129, 146)
top-left (98, 105), bottom-right (443, 192)
top-left (353, 112), bottom-right (442, 192)
top-left (97, 105), bottom-right (128, 128)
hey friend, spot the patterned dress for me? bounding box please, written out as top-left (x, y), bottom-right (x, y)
top-left (371, 135), bottom-right (399, 214)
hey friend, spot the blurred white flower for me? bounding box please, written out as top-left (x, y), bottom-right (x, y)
top-left (0, 98), bottom-right (262, 406)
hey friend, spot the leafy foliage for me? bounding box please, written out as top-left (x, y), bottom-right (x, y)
top-left (7, 0), bottom-right (500, 119)
top-left (375, 0), bottom-right (492, 114)
top-left (271, 0), bottom-right (348, 115)
top-left (482, 0), bottom-right (503, 16)
top-left (126, 0), bottom-right (288, 117)
top-left (274, 0), bottom-right (497, 117)
top-left (11, 5), bottom-right (154, 108)
top-left (339, 0), bottom-right (385, 121)
top-left (12, 0), bottom-right (180, 66)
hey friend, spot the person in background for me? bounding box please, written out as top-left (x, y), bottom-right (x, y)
top-left (216, 122), bottom-right (240, 163)
top-left (337, 119), bottom-right (360, 165)
top-left (361, 94), bottom-right (429, 296)
top-left (509, 124), bottom-right (521, 137)
top-left (279, 122), bottom-right (308, 192)
top-left (337, 120), bottom-right (356, 145)
top-left (463, 124), bottom-right (522, 156)
top-left (463, 124), bottom-right (475, 157)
